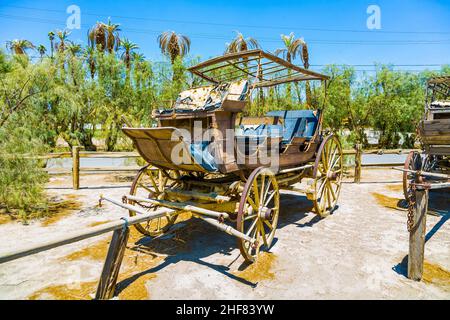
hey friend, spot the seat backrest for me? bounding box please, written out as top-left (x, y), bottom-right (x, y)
top-left (266, 109), bottom-right (320, 141)
top-left (175, 86), bottom-right (213, 110)
top-left (227, 80), bottom-right (249, 101)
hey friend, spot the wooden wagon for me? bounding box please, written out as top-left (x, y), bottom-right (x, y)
top-left (403, 76), bottom-right (450, 206)
top-left (103, 50), bottom-right (343, 263)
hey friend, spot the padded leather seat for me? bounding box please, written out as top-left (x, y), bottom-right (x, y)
top-left (266, 110), bottom-right (319, 143)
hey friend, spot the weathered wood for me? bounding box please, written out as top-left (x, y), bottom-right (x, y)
top-left (0, 207), bottom-right (174, 265)
top-left (408, 189), bottom-right (428, 281)
top-left (354, 144), bottom-right (362, 183)
top-left (72, 146), bottom-right (81, 190)
top-left (95, 227), bottom-right (130, 300)
top-left (125, 195), bottom-right (230, 220)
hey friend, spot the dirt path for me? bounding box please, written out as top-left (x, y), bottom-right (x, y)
top-left (0, 169), bottom-right (448, 300)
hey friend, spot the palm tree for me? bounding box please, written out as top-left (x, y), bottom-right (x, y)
top-left (104, 19), bottom-right (121, 53)
top-left (225, 31), bottom-right (259, 54)
top-left (6, 39), bottom-right (35, 56)
top-left (157, 31), bottom-right (191, 64)
top-left (131, 52), bottom-right (145, 63)
top-left (67, 42), bottom-right (82, 56)
top-left (37, 45), bottom-right (47, 59)
top-left (48, 31), bottom-right (55, 58)
top-left (88, 18), bottom-right (121, 53)
top-left (275, 33), bottom-right (311, 106)
top-left (119, 38), bottom-right (139, 69)
top-left (84, 47), bottom-right (96, 79)
top-left (55, 30), bottom-right (71, 53)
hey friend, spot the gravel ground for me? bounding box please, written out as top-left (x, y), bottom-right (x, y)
top-left (0, 169), bottom-right (448, 300)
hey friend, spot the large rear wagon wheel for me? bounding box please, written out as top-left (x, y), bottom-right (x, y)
top-left (128, 166), bottom-right (180, 237)
top-left (309, 135), bottom-right (343, 218)
top-left (237, 167), bottom-right (280, 263)
top-left (402, 151), bottom-right (422, 202)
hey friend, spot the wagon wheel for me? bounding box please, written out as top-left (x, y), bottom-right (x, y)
top-left (128, 165), bottom-right (181, 237)
top-left (309, 135), bottom-right (343, 218)
top-left (237, 167), bottom-right (280, 263)
top-left (402, 151), bottom-right (422, 201)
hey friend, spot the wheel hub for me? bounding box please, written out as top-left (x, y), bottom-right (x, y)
top-left (259, 207), bottom-right (273, 220)
top-left (326, 171), bottom-right (338, 180)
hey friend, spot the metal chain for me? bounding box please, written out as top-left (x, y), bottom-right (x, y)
top-left (406, 182), bottom-right (416, 233)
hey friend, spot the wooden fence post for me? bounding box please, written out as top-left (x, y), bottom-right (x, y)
top-left (95, 225), bottom-right (130, 300)
top-left (72, 146), bottom-right (81, 190)
top-left (354, 144), bottom-right (362, 183)
top-left (408, 188), bottom-right (428, 281)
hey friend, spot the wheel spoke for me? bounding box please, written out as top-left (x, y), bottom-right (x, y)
top-left (264, 219), bottom-right (274, 230)
top-left (328, 180), bottom-right (336, 200)
top-left (253, 180), bottom-right (260, 207)
top-left (328, 143), bottom-right (338, 168)
top-left (147, 172), bottom-right (160, 193)
top-left (259, 221), bottom-right (268, 246)
top-left (264, 190), bottom-right (276, 207)
top-left (260, 175), bottom-right (266, 206)
top-left (246, 219), bottom-right (258, 237)
top-left (244, 214), bottom-right (258, 221)
top-left (137, 182), bottom-right (153, 193)
top-left (247, 196), bottom-right (258, 211)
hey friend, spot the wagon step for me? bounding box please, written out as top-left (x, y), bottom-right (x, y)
top-left (164, 189), bottom-right (231, 203)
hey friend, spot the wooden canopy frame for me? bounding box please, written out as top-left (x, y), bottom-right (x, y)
top-left (427, 76), bottom-right (450, 98)
top-left (188, 49), bottom-right (329, 88)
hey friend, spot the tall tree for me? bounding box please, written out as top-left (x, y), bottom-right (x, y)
top-left (37, 45), bottom-right (47, 59)
top-left (119, 38), bottom-right (139, 69)
top-left (67, 42), bottom-right (82, 57)
top-left (158, 31), bottom-right (191, 64)
top-left (55, 30), bottom-right (71, 53)
top-left (275, 33), bottom-right (311, 107)
top-left (84, 47), bottom-right (96, 79)
top-left (48, 31), bottom-right (55, 58)
top-left (88, 19), bottom-right (121, 53)
top-left (6, 39), bottom-right (35, 56)
top-left (225, 31), bottom-right (259, 53)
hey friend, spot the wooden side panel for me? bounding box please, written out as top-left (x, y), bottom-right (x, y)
top-left (420, 119), bottom-right (450, 147)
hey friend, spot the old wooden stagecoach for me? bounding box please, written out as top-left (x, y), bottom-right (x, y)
top-left (403, 76), bottom-right (450, 202)
top-left (104, 50), bottom-right (343, 263)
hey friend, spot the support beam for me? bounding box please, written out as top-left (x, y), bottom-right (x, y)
top-left (95, 226), bottom-right (129, 300)
top-left (408, 189), bottom-right (428, 281)
top-left (354, 144), bottom-right (362, 183)
top-left (0, 205), bottom-right (173, 265)
top-left (124, 195), bottom-right (230, 220)
top-left (195, 215), bottom-right (256, 244)
top-left (72, 146), bottom-right (81, 190)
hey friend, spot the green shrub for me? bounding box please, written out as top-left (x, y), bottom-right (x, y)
top-left (0, 127), bottom-right (48, 221)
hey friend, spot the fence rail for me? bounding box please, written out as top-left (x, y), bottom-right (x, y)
top-left (4, 146), bottom-right (420, 189)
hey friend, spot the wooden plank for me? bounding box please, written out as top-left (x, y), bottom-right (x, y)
top-left (95, 227), bottom-right (130, 300)
top-left (408, 189), bottom-right (428, 281)
top-left (0, 207), bottom-right (174, 265)
top-left (354, 144), bottom-right (362, 183)
top-left (72, 146), bottom-right (81, 190)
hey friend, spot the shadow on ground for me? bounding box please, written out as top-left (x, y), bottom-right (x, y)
top-left (393, 189), bottom-right (449, 278)
top-left (115, 192), bottom-right (321, 295)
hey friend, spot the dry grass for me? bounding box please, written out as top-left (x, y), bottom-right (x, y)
top-left (0, 212), bottom-right (14, 225)
top-left (233, 253), bottom-right (277, 282)
top-left (423, 261), bottom-right (450, 290)
top-left (386, 184), bottom-right (403, 193)
top-left (371, 192), bottom-right (404, 211)
top-left (88, 220), bottom-right (113, 228)
top-left (28, 281), bottom-right (98, 300)
top-left (41, 195), bottom-right (83, 226)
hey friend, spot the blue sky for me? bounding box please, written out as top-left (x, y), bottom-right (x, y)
top-left (0, 0), bottom-right (449, 72)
